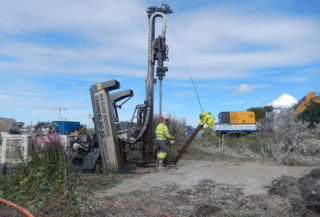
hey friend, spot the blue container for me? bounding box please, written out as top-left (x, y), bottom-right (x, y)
top-left (53, 121), bottom-right (80, 135)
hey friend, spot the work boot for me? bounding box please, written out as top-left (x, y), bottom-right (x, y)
top-left (156, 158), bottom-right (160, 169)
top-left (156, 158), bottom-right (165, 170)
top-left (158, 159), bottom-right (165, 170)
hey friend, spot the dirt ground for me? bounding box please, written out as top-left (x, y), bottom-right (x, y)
top-left (81, 159), bottom-right (320, 217)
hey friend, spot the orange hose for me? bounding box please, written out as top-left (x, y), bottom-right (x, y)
top-left (100, 202), bottom-right (171, 217)
top-left (0, 198), bottom-right (35, 217)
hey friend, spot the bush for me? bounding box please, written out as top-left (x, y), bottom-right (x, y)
top-left (258, 110), bottom-right (312, 157)
top-left (0, 133), bottom-right (82, 216)
top-left (297, 102), bottom-right (320, 128)
top-left (247, 106), bottom-right (271, 121)
top-left (182, 109), bottom-right (320, 163)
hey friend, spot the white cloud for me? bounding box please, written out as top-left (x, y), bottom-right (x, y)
top-left (251, 84), bottom-right (271, 88)
top-left (167, 8), bottom-right (320, 78)
top-left (0, 1), bottom-right (319, 125)
top-left (225, 100), bottom-right (247, 105)
top-left (0, 92), bottom-right (12, 100)
top-left (0, 1), bottom-right (319, 80)
top-left (274, 76), bottom-right (309, 82)
top-left (237, 84), bottom-right (252, 94)
top-left (0, 0), bottom-right (147, 32)
top-left (171, 91), bottom-right (192, 98)
top-left (234, 83), bottom-right (269, 94)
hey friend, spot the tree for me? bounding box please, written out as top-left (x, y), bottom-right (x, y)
top-left (297, 102), bottom-right (320, 128)
top-left (247, 106), bottom-right (272, 121)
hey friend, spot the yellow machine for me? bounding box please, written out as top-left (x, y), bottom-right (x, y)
top-left (216, 111), bottom-right (258, 135)
top-left (294, 92), bottom-right (320, 115)
top-left (229, 111), bottom-right (256, 124)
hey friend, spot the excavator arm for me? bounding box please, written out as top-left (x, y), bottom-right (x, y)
top-left (294, 92), bottom-right (320, 115)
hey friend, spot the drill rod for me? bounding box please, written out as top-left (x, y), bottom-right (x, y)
top-left (173, 124), bottom-right (203, 165)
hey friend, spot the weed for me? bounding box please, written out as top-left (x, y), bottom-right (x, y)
top-left (183, 110), bottom-right (320, 163)
top-left (0, 133), bottom-right (83, 216)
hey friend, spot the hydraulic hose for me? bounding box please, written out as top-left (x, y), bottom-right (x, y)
top-left (122, 95), bottom-right (153, 144)
top-left (0, 198), bottom-right (35, 217)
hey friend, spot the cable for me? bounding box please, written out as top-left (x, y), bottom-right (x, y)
top-left (168, 15), bottom-right (203, 112)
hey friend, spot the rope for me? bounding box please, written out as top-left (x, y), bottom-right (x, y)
top-left (168, 15), bottom-right (203, 112)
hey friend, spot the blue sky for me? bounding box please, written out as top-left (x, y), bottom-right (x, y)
top-left (0, 0), bottom-right (319, 127)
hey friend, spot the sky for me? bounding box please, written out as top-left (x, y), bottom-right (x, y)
top-left (0, 0), bottom-right (319, 127)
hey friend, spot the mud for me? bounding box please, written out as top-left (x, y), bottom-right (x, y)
top-left (83, 160), bottom-right (318, 217)
top-left (95, 160), bottom-right (315, 197)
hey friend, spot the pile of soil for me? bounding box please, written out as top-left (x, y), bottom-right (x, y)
top-left (0, 117), bottom-right (16, 133)
top-left (268, 168), bottom-right (320, 217)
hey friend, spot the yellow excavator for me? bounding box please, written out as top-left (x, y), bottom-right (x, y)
top-left (294, 92), bottom-right (320, 115)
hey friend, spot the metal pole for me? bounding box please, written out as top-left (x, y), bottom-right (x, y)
top-left (159, 79), bottom-right (162, 118)
top-left (173, 124), bottom-right (203, 165)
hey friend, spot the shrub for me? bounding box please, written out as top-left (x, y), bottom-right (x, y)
top-left (254, 109), bottom-right (320, 162)
top-left (247, 106), bottom-right (272, 121)
top-left (297, 102), bottom-right (320, 128)
top-left (0, 133), bottom-right (82, 216)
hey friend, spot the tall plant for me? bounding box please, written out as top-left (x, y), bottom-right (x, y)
top-left (0, 133), bottom-right (82, 216)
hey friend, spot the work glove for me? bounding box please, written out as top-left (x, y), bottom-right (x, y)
top-left (169, 139), bottom-right (175, 146)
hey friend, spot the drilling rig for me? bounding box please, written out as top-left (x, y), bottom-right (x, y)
top-left (72, 4), bottom-right (173, 172)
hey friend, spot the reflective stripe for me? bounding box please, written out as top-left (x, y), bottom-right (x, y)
top-left (157, 152), bottom-right (167, 159)
top-left (156, 123), bottom-right (171, 140)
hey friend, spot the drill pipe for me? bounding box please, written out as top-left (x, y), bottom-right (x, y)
top-left (173, 124), bottom-right (203, 165)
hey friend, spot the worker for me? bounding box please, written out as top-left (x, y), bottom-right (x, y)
top-left (155, 116), bottom-right (174, 169)
top-left (199, 111), bottom-right (215, 128)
